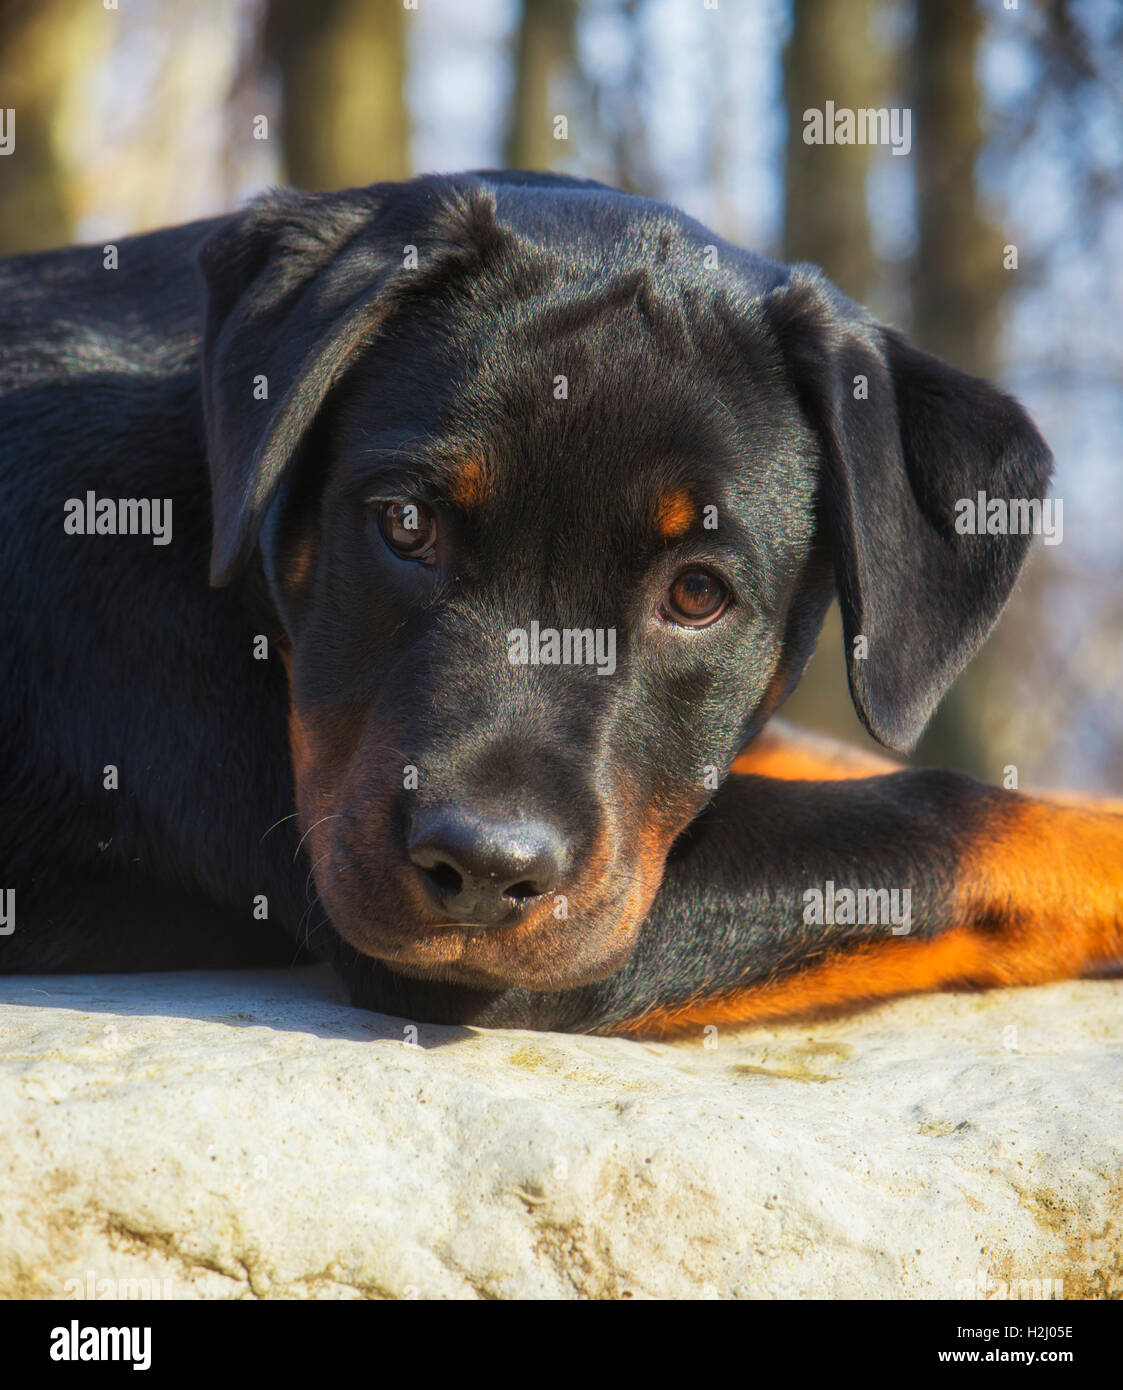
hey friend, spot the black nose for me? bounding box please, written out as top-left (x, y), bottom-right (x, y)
top-left (408, 806), bottom-right (568, 926)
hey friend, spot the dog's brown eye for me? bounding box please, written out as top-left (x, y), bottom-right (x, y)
top-left (378, 501), bottom-right (437, 561)
top-left (663, 569), bottom-right (729, 627)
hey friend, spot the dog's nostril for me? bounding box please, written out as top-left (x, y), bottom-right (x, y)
top-left (408, 805), bottom-right (568, 925)
top-left (424, 861), bottom-right (463, 896)
top-left (504, 879), bottom-right (541, 902)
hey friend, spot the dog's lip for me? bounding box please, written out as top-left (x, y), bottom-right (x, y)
top-left (356, 892), bottom-right (643, 983)
top-left (360, 920), bottom-right (478, 964)
top-left (355, 893), bottom-right (547, 954)
top-left (376, 936), bottom-right (628, 991)
top-left (345, 913), bottom-right (557, 977)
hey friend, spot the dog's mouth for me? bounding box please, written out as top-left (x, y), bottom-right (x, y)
top-left (294, 808), bottom-right (668, 991)
top-left (365, 924), bottom-right (634, 991)
top-left (283, 701), bottom-right (691, 989)
top-left (320, 860), bottom-right (658, 991)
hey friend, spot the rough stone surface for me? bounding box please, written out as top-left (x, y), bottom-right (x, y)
top-left (0, 968), bottom-right (1120, 1300)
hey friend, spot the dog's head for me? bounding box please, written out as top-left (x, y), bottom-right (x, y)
top-left (198, 172), bottom-right (1052, 991)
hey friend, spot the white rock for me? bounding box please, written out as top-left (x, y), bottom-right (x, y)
top-left (0, 968), bottom-right (1119, 1299)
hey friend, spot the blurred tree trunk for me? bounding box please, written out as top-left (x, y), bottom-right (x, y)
top-left (610, 0), bottom-right (654, 194)
top-left (504, 0), bottom-right (579, 171)
top-left (777, 0), bottom-right (891, 760)
top-left (783, 0), bottom-right (884, 303)
top-left (912, 0), bottom-right (1001, 378)
top-left (0, 0), bottom-right (111, 253)
top-left (911, 0), bottom-right (1007, 774)
top-left (264, 0), bottom-right (409, 189)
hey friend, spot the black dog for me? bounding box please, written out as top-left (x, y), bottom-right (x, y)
top-left (1, 171), bottom-right (1119, 1036)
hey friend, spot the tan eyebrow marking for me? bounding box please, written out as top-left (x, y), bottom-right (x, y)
top-left (654, 487), bottom-right (696, 540)
top-left (447, 451), bottom-right (492, 510)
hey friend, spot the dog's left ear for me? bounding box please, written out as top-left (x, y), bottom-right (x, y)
top-left (762, 269), bottom-right (1053, 752)
top-left (196, 189), bottom-right (403, 586)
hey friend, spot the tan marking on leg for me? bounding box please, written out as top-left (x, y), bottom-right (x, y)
top-left (607, 794), bottom-right (1123, 1039)
top-left (732, 720), bottom-right (899, 781)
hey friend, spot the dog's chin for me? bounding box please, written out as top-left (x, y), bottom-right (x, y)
top-left (378, 952), bottom-right (625, 992)
top-left (328, 908), bottom-right (644, 992)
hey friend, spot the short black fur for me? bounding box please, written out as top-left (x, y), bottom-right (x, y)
top-left (0, 173), bottom-right (1053, 1029)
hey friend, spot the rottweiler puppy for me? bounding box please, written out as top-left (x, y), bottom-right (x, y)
top-left (1, 171), bottom-right (1119, 1036)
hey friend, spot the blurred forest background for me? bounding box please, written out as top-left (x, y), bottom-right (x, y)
top-left (1, 0), bottom-right (1120, 791)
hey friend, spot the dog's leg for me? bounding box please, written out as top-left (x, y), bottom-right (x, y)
top-left (579, 769), bottom-right (1123, 1038)
top-left (420, 768), bottom-right (1110, 1036)
top-left (338, 768), bottom-right (1123, 1037)
top-left (731, 718), bottom-right (900, 781)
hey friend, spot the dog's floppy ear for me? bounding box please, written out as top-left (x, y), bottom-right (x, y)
top-left (196, 189), bottom-right (402, 586)
top-left (763, 269), bottom-right (1053, 752)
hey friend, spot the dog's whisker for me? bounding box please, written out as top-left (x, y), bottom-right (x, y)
top-left (292, 813), bottom-right (342, 862)
top-left (261, 811), bottom-right (300, 845)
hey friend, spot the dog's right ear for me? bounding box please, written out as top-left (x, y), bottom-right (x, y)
top-left (198, 179), bottom-right (513, 586)
top-left (196, 188), bottom-right (403, 586)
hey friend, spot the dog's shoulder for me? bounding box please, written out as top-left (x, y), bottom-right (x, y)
top-left (0, 217), bottom-right (222, 387)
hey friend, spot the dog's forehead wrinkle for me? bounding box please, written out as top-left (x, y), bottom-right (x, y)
top-left (472, 268), bottom-right (699, 362)
top-left (334, 281), bottom-right (786, 518)
top-left (445, 364), bottom-right (730, 496)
